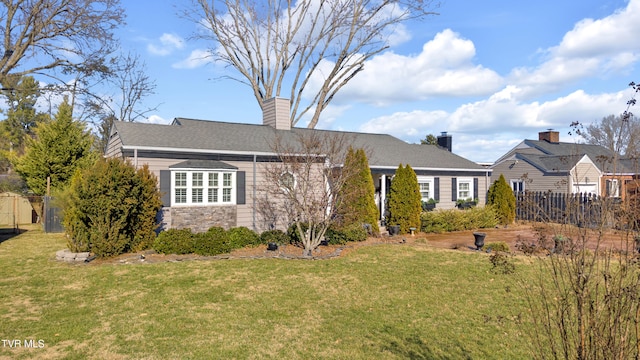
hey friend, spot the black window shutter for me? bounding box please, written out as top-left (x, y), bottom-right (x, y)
top-left (451, 178), bottom-right (457, 201)
top-left (474, 178), bottom-right (479, 200)
top-left (236, 171), bottom-right (246, 205)
top-left (434, 177), bottom-right (440, 201)
top-left (159, 170), bottom-right (171, 206)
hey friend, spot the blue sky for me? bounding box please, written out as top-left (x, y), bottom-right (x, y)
top-left (115, 0), bottom-right (639, 163)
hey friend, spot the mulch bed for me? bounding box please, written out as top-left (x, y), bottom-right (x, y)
top-left (82, 223), bottom-right (638, 265)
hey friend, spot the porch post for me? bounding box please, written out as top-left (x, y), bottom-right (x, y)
top-left (380, 174), bottom-right (386, 221)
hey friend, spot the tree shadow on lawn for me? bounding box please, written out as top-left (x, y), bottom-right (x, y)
top-left (373, 325), bottom-right (472, 360)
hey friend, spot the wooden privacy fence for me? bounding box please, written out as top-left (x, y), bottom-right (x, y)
top-left (0, 192), bottom-right (38, 230)
top-left (515, 191), bottom-right (620, 227)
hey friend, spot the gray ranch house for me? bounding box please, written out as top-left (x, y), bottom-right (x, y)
top-left (491, 130), bottom-right (639, 198)
top-left (106, 98), bottom-right (491, 232)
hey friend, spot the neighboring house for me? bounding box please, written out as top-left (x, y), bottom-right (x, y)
top-left (106, 98), bottom-right (491, 232)
top-left (491, 130), bottom-right (639, 198)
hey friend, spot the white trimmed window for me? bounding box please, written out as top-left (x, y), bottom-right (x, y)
top-left (511, 179), bottom-right (525, 192)
top-left (457, 178), bottom-right (474, 200)
top-left (417, 177), bottom-right (434, 202)
top-left (172, 170), bottom-right (236, 206)
top-left (606, 179), bottom-right (620, 197)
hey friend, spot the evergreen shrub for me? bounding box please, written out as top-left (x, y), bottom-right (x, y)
top-left (194, 226), bottom-right (230, 256)
top-left (325, 223), bottom-right (367, 245)
top-left (153, 228), bottom-right (195, 255)
top-left (421, 206), bottom-right (498, 233)
top-left (387, 164), bottom-right (422, 234)
top-left (64, 159), bottom-right (162, 257)
top-left (259, 229), bottom-right (289, 245)
top-left (228, 227), bottom-right (260, 248)
top-left (487, 174), bottom-right (516, 225)
top-left (335, 147), bottom-right (380, 234)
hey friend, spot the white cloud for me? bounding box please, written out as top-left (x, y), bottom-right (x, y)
top-left (358, 87), bottom-right (628, 162)
top-left (308, 29), bottom-right (503, 106)
top-left (147, 33), bottom-right (185, 56)
top-left (139, 115), bottom-right (171, 125)
top-left (508, 0), bottom-right (640, 98)
top-left (172, 49), bottom-right (214, 69)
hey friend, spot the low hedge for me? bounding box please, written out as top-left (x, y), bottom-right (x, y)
top-left (259, 229), bottom-right (289, 245)
top-left (325, 223), bottom-right (367, 245)
top-left (421, 206), bottom-right (498, 233)
top-left (153, 228), bottom-right (195, 255)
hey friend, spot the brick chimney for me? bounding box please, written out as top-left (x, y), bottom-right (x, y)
top-left (539, 130), bottom-right (559, 143)
top-left (437, 131), bottom-right (452, 152)
top-left (262, 98), bottom-right (291, 130)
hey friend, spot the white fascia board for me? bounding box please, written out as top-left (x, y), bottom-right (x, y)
top-left (122, 145), bottom-right (277, 157)
top-left (369, 165), bottom-right (492, 173)
top-left (170, 167), bottom-right (238, 172)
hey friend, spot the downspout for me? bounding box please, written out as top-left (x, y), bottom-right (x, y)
top-left (134, 148), bottom-right (138, 169)
top-left (253, 154), bottom-right (257, 231)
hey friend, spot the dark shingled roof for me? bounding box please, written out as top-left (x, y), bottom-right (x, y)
top-left (112, 118), bottom-right (486, 171)
top-left (520, 139), bottom-right (637, 173)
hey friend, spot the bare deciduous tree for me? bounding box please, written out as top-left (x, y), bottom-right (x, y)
top-left (523, 84), bottom-right (640, 359)
top-left (258, 130), bottom-right (353, 256)
top-left (0, 0), bottom-right (125, 88)
top-left (187, 0), bottom-right (440, 128)
top-left (580, 114), bottom-right (640, 157)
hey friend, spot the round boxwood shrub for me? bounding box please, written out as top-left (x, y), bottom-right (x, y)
top-left (259, 229), bottom-right (289, 245)
top-left (325, 223), bottom-right (367, 245)
top-left (194, 226), bottom-right (230, 256)
top-left (153, 228), bottom-right (195, 254)
top-left (228, 226), bottom-right (260, 248)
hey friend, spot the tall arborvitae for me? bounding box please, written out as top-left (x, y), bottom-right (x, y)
top-left (487, 174), bottom-right (516, 225)
top-left (336, 147), bottom-right (379, 234)
top-left (387, 164), bottom-right (422, 234)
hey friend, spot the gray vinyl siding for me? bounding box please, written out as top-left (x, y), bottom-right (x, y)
top-left (491, 160), bottom-right (570, 193)
top-left (104, 134), bottom-right (123, 159)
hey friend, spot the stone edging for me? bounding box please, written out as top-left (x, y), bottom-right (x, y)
top-left (55, 249), bottom-right (94, 263)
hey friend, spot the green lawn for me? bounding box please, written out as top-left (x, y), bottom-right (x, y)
top-left (0, 226), bottom-right (534, 359)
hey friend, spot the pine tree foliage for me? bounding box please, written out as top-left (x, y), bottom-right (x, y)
top-left (336, 147), bottom-right (379, 234)
top-left (64, 159), bottom-right (162, 257)
top-left (13, 98), bottom-right (96, 195)
top-left (387, 164), bottom-right (422, 234)
top-left (487, 174), bottom-right (516, 225)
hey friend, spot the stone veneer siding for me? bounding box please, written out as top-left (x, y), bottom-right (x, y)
top-left (169, 205), bottom-right (237, 232)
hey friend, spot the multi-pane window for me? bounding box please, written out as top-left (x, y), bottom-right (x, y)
top-left (208, 173), bottom-right (218, 203)
top-left (511, 180), bottom-right (525, 193)
top-left (457, 178), bottom-right (473, 200)
top-left (192, 172), bottom-right (203, 203)
top-left (223, 173), bottom-right (232, 202)
top-left (417, 177), bottom-right (434, 202)
top-left (175, 172), bottom-right (187, 204)
top-left (172, 171), bottom-right (235, 206)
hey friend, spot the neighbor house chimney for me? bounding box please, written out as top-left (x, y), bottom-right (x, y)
top-left (539, 129), bottom-right (559, 143)
top-left (437, 131), bottom-right (452, 152)
top-left (262, 97), bottom-right (291, 130)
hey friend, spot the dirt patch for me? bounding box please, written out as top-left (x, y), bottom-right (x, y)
top-left (82, 223), bottom-right (637, 265)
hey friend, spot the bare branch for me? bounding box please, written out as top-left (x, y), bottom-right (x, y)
top-left (186, 0), bottom-right (440, 128)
